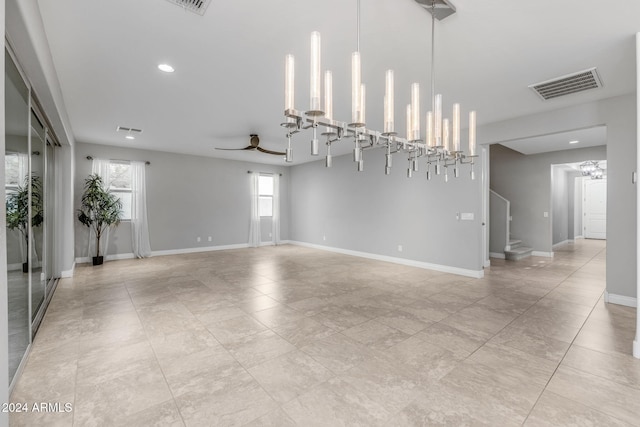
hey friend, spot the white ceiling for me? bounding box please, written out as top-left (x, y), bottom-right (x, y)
top-left (35, 0), bottom-right (639, 166)
top-left (500, 126), bottom-right (607, 155)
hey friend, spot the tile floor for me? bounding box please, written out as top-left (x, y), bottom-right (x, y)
top-left (9, 239), bottom-right (640, 426)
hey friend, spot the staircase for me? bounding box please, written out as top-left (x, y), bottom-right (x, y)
top-left (505, 237), bottom-right (533, 261)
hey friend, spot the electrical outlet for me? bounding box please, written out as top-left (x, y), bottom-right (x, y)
top-left (543, 212), bottom-right (549, 218)
top-left (323, 235), bottom-right (326, 241)
top-left (398, 245), bottom-right (403, 252)
top-left (197, 236), bottom-right (201, 242)
top-left (208, 236), bottom-right (212, 242)
top-left (269, 233), bottom-right (272, 238)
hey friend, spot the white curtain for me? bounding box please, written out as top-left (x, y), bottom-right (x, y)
top-left (91, 158), bottom-right (111, 188)
top-left (131, 161), bottom-right (152, 258)
top-left (16, 153), bottom-right (28, 184)
top-left (272, 174), bottom-right (281, 245)
top-left (248, 172), bottom-right (261, 247)
top-left (90, 158), bottom-right (112, 257)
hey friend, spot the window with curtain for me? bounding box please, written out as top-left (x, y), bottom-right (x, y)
top-left (109, 162), bottom-right (132, 220)
top-left (259, 175), bottom-right (273, 217)
top-left (91, 158), bottom-right (151, 258)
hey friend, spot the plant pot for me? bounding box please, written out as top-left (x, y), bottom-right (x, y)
top-left (92, 256), bottom-right (104, 266)
top-left (22, 262), bottom-right (29, 273)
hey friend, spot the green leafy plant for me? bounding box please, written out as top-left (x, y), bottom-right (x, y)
top-left (6, 174), bottom-right (44, 263)
top-left (77, 174), bottom-right (123, 259)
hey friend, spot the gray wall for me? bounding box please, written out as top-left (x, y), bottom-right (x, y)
top-left (74, 142), bottom-right (290, 258)
top-left (552, 166), bottom-right (569, 245)
top-left (290, 147), bottom-right (484, 273)
top-left (551, 167), bottom-right (583, 245)
top-left (481, 94), bottom-right (635, 298)
top-left (566, 170), bottom-right (582, 241)
top-left (489, 191), bottom-right (509, 255)
top-left (491, 144), bottom-right (606, 253)
top-left (574, 176), bottom-right (584, 238)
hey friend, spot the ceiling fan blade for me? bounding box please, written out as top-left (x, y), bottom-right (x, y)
top-left (215, 146), bottom-right (255, 151)
top-left (257, 147), bottom-right (287, 156)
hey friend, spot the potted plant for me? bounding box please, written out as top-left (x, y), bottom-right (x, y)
top-left (77, 174), bottom-right (123, 265)
top-left (6, 174), bottom-right (44, 273)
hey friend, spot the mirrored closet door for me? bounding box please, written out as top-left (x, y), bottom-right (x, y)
top-left (5, 47), bottom-right (60, 387)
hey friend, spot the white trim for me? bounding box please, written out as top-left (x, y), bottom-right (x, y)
top-left (574, 235), bottom-right (584, 240)
top-left (552, 240), bottom-right (570, 249)
top-left (75, 252), bottom-right (135, 264)
top-left (604, 291), bottom-right (637, 308)
top-left (75, 243), bottom-right (253, 264)
top-left (484, 260), bottom-right (492, 267)
top-left (634, 340), bottom-right (639, 359)
top-left (489, 252), bottom-right (506, 259)
top-left (152, 243), bottom-right (250, 257)
top-left (60, 262), bottom-right (75, 278)
top-left (288, 241), bottom-right (484, 278)
top-left (7, 262), bottom-right (22, 271)
top-left (532, 251), bottom-right (554, 258)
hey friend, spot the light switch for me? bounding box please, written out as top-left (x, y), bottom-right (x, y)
top-left (543, 212), bottom-right (549, 218)
top-left (460, 213), bottom-right (474, 221)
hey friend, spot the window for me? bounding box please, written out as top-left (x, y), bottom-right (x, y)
top-left (109, 162), bottom-right (132, 220)
top-left (258, 175), bottom-right (273, 217)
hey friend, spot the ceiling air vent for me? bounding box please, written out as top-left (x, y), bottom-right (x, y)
top-left (165, 0), bottom-right (211, 16)
top-left (116, 126), bottom-right (143, 134)
top-left (529, 68), bottom-right (603, 101)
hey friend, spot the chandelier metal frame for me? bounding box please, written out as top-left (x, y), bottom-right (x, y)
top-left (280, 0), bottom-right (477, 181)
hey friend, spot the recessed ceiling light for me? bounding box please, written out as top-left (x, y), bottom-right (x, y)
top-left (158, 63), bottom-right (175, 73)
top-left (569, 140), bottom-right (579, 144)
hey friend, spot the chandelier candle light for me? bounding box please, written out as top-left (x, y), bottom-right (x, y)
top-left (280, 0), bottom-right (476, 180)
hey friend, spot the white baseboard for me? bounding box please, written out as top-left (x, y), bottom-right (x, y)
top-left (552, 240), bottom-right (570, 249)
top-left (634, 340), bottom-right (639, 359)
top-left (76, 243), bottom-right (255, 264)
top-left (489, 252), bottom-right (506, 259)
top-left (75, 252), bottom-right (136, 264)
top-left (289, 240), bottom-right (484, 279)
top-left (60, 262), bottom-right (75, 278)
top-left (484, 259), bottom-right (491, 267)
top-left (7, 262), bottom-right (22, 271)
top-left (151, 243), bottom-right (250, 257)
top-left (575, 235), bottom-right (584, 240)
top-left (604, 291), bottom-right (637, 308)
top-left (532, 251), bottom-right (554, 258)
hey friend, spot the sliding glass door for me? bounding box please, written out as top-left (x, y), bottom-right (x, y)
top-left (5, 49), bottom-right (31, 384)
top-left (5, 47), bottom-right (60, 386)
top-left (30, 110), bottom-right (45, 320)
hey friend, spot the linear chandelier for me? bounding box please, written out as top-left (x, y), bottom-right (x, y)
top-left (281, 0), bottom-right (477, 181)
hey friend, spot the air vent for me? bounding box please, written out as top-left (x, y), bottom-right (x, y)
top-left (116, 126), bottom-right (143, 134)
top-left (165, 0), bottom-right (212, 16)
top-left (529, 68), bottom-right (603, 101)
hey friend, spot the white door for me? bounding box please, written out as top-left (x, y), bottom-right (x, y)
top-left (584, 178), bottom-right (607, 239)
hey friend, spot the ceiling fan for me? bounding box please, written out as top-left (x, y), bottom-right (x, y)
top-left (215, 134), bottom-right (285, 156)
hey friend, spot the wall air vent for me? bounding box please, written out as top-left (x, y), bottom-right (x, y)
top-left (529, 68), bottom-right (603, 101)
top-left (165, 0), bottom-right (212, 16)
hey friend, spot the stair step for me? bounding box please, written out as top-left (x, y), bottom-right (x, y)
top-left (505, 246), bottom-right (533, 261)
top-left (508, 239), bottom-right (522, 249)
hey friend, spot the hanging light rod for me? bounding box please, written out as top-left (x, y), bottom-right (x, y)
top-left (280, 0), bottom-right (477, 180)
